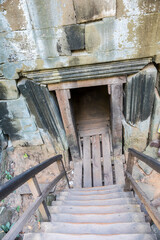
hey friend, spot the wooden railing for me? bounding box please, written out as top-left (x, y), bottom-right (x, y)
top-left (125, 148), bottom-right (160, 229)
top-left (0, 154), bottom-right (70, 240)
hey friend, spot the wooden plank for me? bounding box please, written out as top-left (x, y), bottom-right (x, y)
top-left (114, 156), bottom-right (125, 185)
top-left (27, 177), bottom-right (51, 221)
top-left (74, 160), bottom-right (82, 188)
top-left (56, 89), bottom-right (80, 161)
top-left (79, 127), bottom-right (108, 138)
top-left (48, 76), bottom-right (126, 91)
top-left (110, 84), bottom-right (123, 156)
top-left (92, 135), bottom-right (102, 187)
top-left (102, 132), bottom-right (113, 185)
top-left (126, 171), bottom-right (160, 230)
top-left (77, 122), bottom-right (108, 131)
top-left (83, 136), bottom-right (92, 188)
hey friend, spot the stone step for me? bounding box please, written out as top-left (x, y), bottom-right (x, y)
top-left (53, 197), bottom-right (137, 206)
top-left (23, 233), bottom-right (156, 240)
top-left (57, 192), bottom-right (133, 201)
top-left (59, 188), bottom-right (123, 196)
top-left (48, 204), bottom-right (141, 214)
top-left (72, 184), bottom-right (123, 191)
top-left (40, 222), bottom-right (151, 234)
top-left (51, 212), bottom-right (145, 223)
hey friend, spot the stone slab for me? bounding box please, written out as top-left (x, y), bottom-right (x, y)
top-left (138, 160), bottom-right (153, 175)
top-left (26, 0), bottom-right (76, 29)
top-left (19, 118), bottom-right (37, 132)
top-left (12, 131), bottom-right (43, 147)
top-left (7, 96), bottom-right (30, 118)
top-left (0, 0), bottom-right (28, 31)
top-left (150, 89), bottom-right (160, 140)
top-left (73, 0), bottom-right (116, 23)
top-left (64, 24), bottom-right (85, 51)
top-left (34, 28), bottom-right (71, 59)
top-left (0, 80), bottom-right (19, 100)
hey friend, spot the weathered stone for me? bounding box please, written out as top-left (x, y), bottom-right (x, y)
top-left (0, 80), bottom-right (19, 100)
top-left (18, 79), bottom-right (68, 152)
top-left (138, 160), bottom-right (153, 175)
top-left (7, 96), bottom-right (30, 119)
top-left (64, 25), bottom-right (85, 51)
top-left (85, 18), bottom-right (115, 53)
top-left (132, 164), bottom-right (145, 181)
top-left (12, 131), bottom-right (43, 147)
top-left (123, 117), bottom-right (151, 152)
top-left (73, 0), bottom-right (116, 23)
top-left (0, 206), bottom-right (13, 225)
top-left (151, 224), bottom-right (160, 240)
top-left (150, 89), bottom-right (160, 140)
top-left (26, 0), bottom-right (76, 29)
top-left (117, 0), bottom-right (160, 18)
top-left (137, 182), bottom-right (155, 201)
top-left (34, 28), bottom-right (71, 59)
top-left (19, 118), bottom-right (37, 132)
top-left (0, 0), bottom-right (28, 31)
top-left (125, 64), bottom-right (157, 124)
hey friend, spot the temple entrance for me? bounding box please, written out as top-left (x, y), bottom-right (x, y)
top-left (71, 86), bottom-right (113, 187)
top-left (54, 77), bottom-right (125, 188)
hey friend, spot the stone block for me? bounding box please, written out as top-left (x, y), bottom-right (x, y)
top-left (26, 0), bottom-right (76, 29)
top-left (12, 131), bottom-right (43, 147)
top-left (150, 89), bottom-right (160, 140)
top-left (19, 118), bottom-right (37, 132)
top-left (0, 0), bottom-right (28, 31)
top-left (0, 80), bottom-right (19, 100)
top-left (7, 96), bottom-right (30, 119)
top-left (138, 160), bottom-right (153, 175)
top-left (64, 25), bottom-right (85, 51)
top-left (34, 28), bottom-right (71, 58)
top-left (73, 0), bottom-right (116, 23)
top-left (117, 0), bottom-right (160, 18)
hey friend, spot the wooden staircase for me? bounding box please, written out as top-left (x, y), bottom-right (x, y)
top-left (24, 184), bottom-right (156, 240)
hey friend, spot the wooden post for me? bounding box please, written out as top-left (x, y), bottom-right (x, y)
top-left (56, 89), bottom-right (82, 188)
top-left (56, 89), bottom-right (80, 161)
top-left (125, 152), bottom-right (135, 191)
top-left (27, 177), bottom-right (51, 221)
top-left (110, 84), bottom-right (123, 156)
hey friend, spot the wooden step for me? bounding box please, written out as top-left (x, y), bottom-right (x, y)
top-left (57, 192), bottom-right (133, 201)
top-left (72, 184), bottom-right (123, 191)
top-left (59, 188), bottom-right (123, 196)
top-left (51, 212), bottom-right (145, 223)
top-left (49, 204), bottom-right (141, 214)
top-left (24, 233), bottom-right (156, 240)
top-left (53, 198), bottom-right (137, 206)
top-left (40, 222), bottom-right (151, 234)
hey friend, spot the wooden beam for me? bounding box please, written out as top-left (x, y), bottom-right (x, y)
top-left (48, 76), bottom-right (126, 91)
top-left (125, 152), bottom-right (135, 191)
top-left (126, 171), bottom-right (160, 230)
top-left (27, 177), bottom-right (51, 221)
top-left (110, 84), bottom-right (123, 156)
top-left (56, 89), bottom-right (80, 161)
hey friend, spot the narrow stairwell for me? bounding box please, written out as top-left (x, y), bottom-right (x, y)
top-left (24, 184), bottom-right (156, 240)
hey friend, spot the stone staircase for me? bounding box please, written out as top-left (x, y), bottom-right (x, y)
top-left (24, 184), bottom-right (156, 240)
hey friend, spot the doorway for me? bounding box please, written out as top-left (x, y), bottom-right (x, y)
top-left (71, 86), bottom-right (113, 187)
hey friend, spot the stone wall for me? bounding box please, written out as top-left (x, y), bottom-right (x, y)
top-left (0, 0), bottom-right (160, 79)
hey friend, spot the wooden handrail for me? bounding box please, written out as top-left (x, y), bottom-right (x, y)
top-left (0, 154), bottom-right (70, 240)
top-left (0, 154), bottom-right (63, 201)
top-left (125, 148), bottom-right (160, 230)
top-left (128, 148), bottom-right (160, 173)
